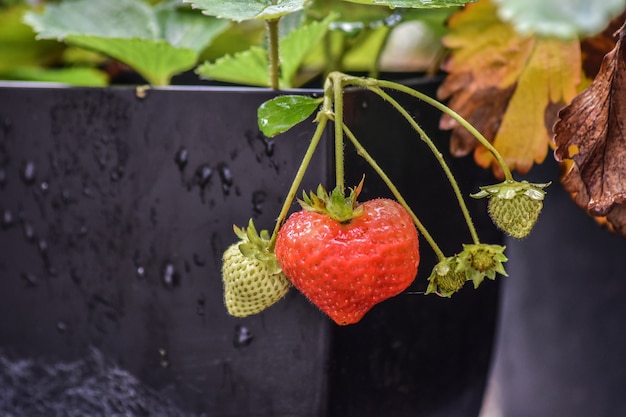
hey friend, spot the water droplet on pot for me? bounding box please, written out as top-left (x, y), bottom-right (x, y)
top-left (82, 187), bottom-right (94, 198)
top-left (56, 321), bottom-right (68, 334)
top-left (40, 181), bottom-right (49, 193)
top-left (174, 147), bottom-right (189, 171)
top-left (194, 164), bottom-right (212, 188)
top-left (252, 190), bottom-right (266, 215)
top-left (21, 272), bottom-right (39, 287)
top-left (161, 262), bottom-right (180, 288)
top-left (20, 161), bottom-right (36, 185)
top-left (218, 163), bottom-right (233, 194)
top-left (233, 325), bottom-right (253, 348)
top-left (22, 221), bottom-right (35, 242)
top-left (196, 294), bottom-right (206, 316)
top-left (2, 209), bottom-right (14, 229)
top-left (48, 267), bottom-right (58, 278)
top-left (136, 266), bottom-right (145, 278)
top-left (159, 348), bottom-right (170, 368)
top-left (110, 167), bottom-right (124, 182)
top-left (38, 239), bottom-right (49, 261)
top-left (61, 189), bottom-right (73, 205)
top-left (192, 253), bottom-right (205, 267)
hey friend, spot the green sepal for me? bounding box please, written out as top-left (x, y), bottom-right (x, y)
top-left (471, 180), bottom-right (551, 201)
top-left (299, 178), bottom-right (365, 223)
top-left (231, 219), bottom-right (282, 275)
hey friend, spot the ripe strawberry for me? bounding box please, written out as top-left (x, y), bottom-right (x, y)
top-left (472, 180), bottom-right (550, 238)
top-left (222, 220), bottom-right (290, 317)
top-left (274, 183), bottom-right (419, 325)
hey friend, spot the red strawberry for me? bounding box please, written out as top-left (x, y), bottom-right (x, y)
top-left (274, 183), bottom-right (419, 325)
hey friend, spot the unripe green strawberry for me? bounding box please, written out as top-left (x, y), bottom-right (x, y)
top-left (221, 220), bottom-right (290, 317)
top-left (472, 180), bottom-right (550, 238)
top-left (426, 257), bottom-right (466, 297)
top-left (275, 182), bottom-right (420, 325)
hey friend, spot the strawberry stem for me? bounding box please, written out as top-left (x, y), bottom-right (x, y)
top-left (331, 72), bottom-right (345, 191)
top-left (373, 79), bottom-right (514, 182)
top-left (269, 115), bottom-right (329, 250)
top-left (363, 85), bottom-right (481, 246)
top-left (343, 124), bottom-right (446, 262)
top-left (266, 18), bottom-right (281, 90)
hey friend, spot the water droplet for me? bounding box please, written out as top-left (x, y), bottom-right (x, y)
top-left (192, 253), bottom-right (206, 267)
top-left (0, 168), bottom-right (6, 187)
top-left (159, 348), bottom-right (170, 368)
top-left (48, 267), bottom-right (58, 278)
top-left (361, 101), bottom-right (368, 109)
top-left (161, 262), bottom-right (180, 288)
top-left (61, 189), bottom-right (73, 205)
top-left (78, 224), bottom-right (88, 237)
top-left (233, 325), bottom-right (254, 348)
top-left (109, 167), bottom-right (124, 182)
top-left (38, 239), bottom-right (49, 260)
top-left (40, 181), bottom-right (49, 193)
top-left (194, 164), bottom-right (212, 188)
top-left (20, 160), bottom-right (36, 185)
top-left (22, 221), bottom-right (35, 242)
top-left (136, 266), bottom-right (145, 278)
top-left (56, 321), bottom-right (68, 333)
top-left (174, 147), bottom-right (189, 171)
top-left (2, 209), bottom-right (14, 229)
top-left (196, 294), bottom-right (206, 316)
top-left (82, 187), bottom-right (94, 198)
top-left (252, 190), bottom-right (266, 215)
top-left (21, 272), bottom-right (39, 287)
top-left (218, 163), bottom-right (233, 194)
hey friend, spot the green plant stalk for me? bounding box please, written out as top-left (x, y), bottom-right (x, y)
top-left (266, 18), bottom-right (281, 90)
top-left (331, 73), bottom-right (345, 191)
top-left (364, 85), bottom-right (480, 245)
top-left (342, 124), bottom-right (446, 262)
top-left (374, 79), bottom-right (514, 182)
top-left (269, 116), bottom-right (329, 250)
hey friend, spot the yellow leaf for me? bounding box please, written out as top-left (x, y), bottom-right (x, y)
top-left (438, 0), bottom-right (582, 177)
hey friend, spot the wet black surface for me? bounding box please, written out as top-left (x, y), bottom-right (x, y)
top-left (0, 79), bottom-right (502, 416)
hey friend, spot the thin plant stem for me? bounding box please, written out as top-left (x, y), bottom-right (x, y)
top-left (331, 73), bottom-right (345, 191)
top-left (374, 79), bottom-right (514, 181)
top-left (342, 124), bottom-right (446, 261)
top-left (266, 18), bottom-right (281, 90)
top-left (365, 85), bottom-right (480, 245)
top-left (269, 116), bottom-right (328, 250)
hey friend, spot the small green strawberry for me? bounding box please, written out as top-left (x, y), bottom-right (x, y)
top-left (426, 256), bottom-right (466, 297)
top-left (275, 181), bottom-right (420, 325)
top-left (472, 180), bottom-right (550, 238)
top-left (221, 219), bottom-right (290, 318)
top-left (456, 243), bottom-right (508, 288)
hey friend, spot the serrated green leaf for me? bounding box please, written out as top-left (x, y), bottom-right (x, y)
top-left (155, 5), bottom-right (230, 53)
top-left (341, 0), bottom-right (475, 7)
top-left (24, 0), bottom-right (160, 40)
top-left (184, 0), bottom-right (308, 21)
top-left (493, 0), bottom-right (626, 38)
top-left (196, 45), bottom-right (270, 86)
top-left (66, 35), bottom-right (196, 85)
top-left (258, 95), bottom-right (321, 137)
top-left (23, 0), bottom-right (226, 85)
top-left (280, 14), bottom-right (335, 86)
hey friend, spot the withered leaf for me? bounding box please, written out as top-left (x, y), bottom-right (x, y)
top-left (554, 21), bottom-right (626, 234)
top-left (438, 0), bottom-right (581, 178)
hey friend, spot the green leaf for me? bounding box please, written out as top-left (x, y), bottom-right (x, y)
top-left (340, 0), bottom-right (476, 7)
top-left (183, 0), bottom-right (309, 21)
top-left (196, 46), bottom-right (269, 86)
top-left (258, 95), bottom-right (322, 137)
top-left (24, 0), bottom-right (226, 85)
top-left (67, 36), bottom-right (196, 85)
top-left (155, 5), bottom-right (230, 53)
top-left (280, 14), bottom-right (335, 86)
top-left (493, 0), bottom-right (626, 38)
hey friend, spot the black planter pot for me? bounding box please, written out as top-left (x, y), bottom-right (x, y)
top-left (0, 78), bottom-right (502, 417)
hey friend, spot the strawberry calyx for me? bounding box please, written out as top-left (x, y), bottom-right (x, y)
top-left (426, 243), bottom-right (508, 297)
top-left (457, 243), bottom-right (508, 288)
top-left (234, 219), bottom-right (282, 275)
top-left (299, 178), bottom-right (365, 223)
top-left (471, 180), bottom-right (550, 201)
